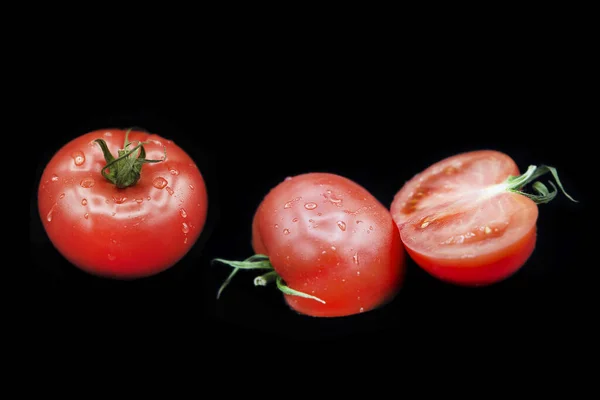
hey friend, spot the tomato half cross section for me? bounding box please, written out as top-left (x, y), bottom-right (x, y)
top-left (390, 150), bottom-right (577, 286)
top-left (213, 173), bottom-right (406, 318)
top-left (37, 128), bottom-right (209, 279)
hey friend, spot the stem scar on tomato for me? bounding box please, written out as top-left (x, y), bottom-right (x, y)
top-left (212, 255), bottom-right (327, 304)
top-left (94, 128), bottom-right (167, 188)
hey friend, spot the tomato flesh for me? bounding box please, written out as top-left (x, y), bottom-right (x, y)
top-left (391, 150), bottom-right (539, 286)
top-left (252, 173), bottom-right (405, 317)
top-left (38, 129), bottom-right (209, 279)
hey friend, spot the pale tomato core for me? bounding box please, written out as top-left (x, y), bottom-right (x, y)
top-left (390, 150), bottom-right (539, 286)
top-left (252, 173), bottom-right (405, 317)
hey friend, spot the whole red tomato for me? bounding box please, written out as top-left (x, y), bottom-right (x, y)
top-left (215, 173), bottom-right (405, 318)
top-left (37, 128), bottom-right (208, 279)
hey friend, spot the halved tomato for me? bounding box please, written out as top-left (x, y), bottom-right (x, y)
top-left (390, 150), bottom-right (575, 286)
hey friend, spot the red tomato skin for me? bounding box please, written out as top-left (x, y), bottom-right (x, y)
top-left (405, 226), bottom-right (537, 286)
top-left (251, 173), bottom-right (405, 317)
top-left (37, 129), bottom-right (208, 279)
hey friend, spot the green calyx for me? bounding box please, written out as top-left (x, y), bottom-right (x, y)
top-left (505, 165), bottom-right (578, 204)
top-left (94, 128), bottom-right (166, 189)
top-left (212, 255), bottom-right (326, 304)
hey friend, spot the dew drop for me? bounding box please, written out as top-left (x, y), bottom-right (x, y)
top-left (152, 177), bottom-right (168, 189)
top-left (135, 198), bottom-right (143, 203)
top-left (331, 246), bottom-right (336, 251)
top-left (184, 237), bottom-right (188, 244)
top-left (180, 208), bottom-right (187, 218)
top-left (353, 252), bottom-right (360, 265)
top-left (147, 196), bottom-right (151, 201)
top-left (369, 225), bottom-right (373, 230)
top-left (169, 167), bottom-right (180, 175)
top-left (81, 198), bottom-right (87, 206)
top-left (112, 212), bottom-right (116, 216)
top-left (337, 221), bottom-right (347, 231)
top-left (107, 254), bottom-right (116, 261)
top-left (80, 177), bottom-right (95, 188)
top-left (304, 202), bottom-right (317, 210)
top-left (360, 307), bottom-right (364, 313)
top-left (182, 222), bottom-right (190, 233)
top-left (317, 213), bottom-right (322, 216)
top-left (189, 184), bottom-right (194, 190)
top-left (58, 193), bottom-right (65, 199)
top-left (308, 219), bottom-right (314, 223)
top-left (84, 213), bottom-right (89, 219)
top-left (46, 204), bottom-right (57, 222)
top-left (274, 224), bottom-right (279, 229)
top-left (51, 174), bottom-right (59, 182)
top-left (283, 228), bottom-right (290, 235)
top-left (104, 131), bottom-right (112, 137)
top-left (166, 187), bottom-right (174, 196)
top-left (284, 201), bottom-right (293, 209)
top-left (112, 195), bottom-right (127, 204)
top-left (292, 218), bottom-right (298, 222)
top-left (356, 220), bottom-right (363, 224)
top-left (72, 151), bottom-right (85, 166)
top-left (285, 176), bottom-right (293, 181)
top-left (322, 250), bottom-right (327, 254)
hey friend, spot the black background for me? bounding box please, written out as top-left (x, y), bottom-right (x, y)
top-left (28, 37), bottom-right (591, 352)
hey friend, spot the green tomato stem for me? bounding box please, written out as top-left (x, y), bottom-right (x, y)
top-left (503, 165), bottom-right (578, 204)
top-left (94, 128), bottom-right (166, 189)
top-left (213, 255), bottom-right (326, 304)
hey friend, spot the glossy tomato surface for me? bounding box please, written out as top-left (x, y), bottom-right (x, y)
top-left (390, 150), bottom-right (538, 286)
top-left (251, 173), bottom-right (405, 317)
top-left (37, 128), bottom-right (208, 279)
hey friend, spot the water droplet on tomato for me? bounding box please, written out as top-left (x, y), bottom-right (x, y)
top-left (285, 176), bottom-right (292, 181)
top-left (337, 221), bottom-right (346, 231)
top-left (59, 193), bottom-right (65, 199)
top-left (135, 198), bottom-right (143, 203)
top-left (180, 208), bottom-right (187, 218)
top-left (72, 151), bottom-right (85, 166)
top-left (284, 201), bottom-right (293, 209)
top-left (51, 174), bottom-right (59, 182)
top-left (113, 195), bottom-right (127, 204)
top-left (80, 177), bottom-right (95, 188)
top-left (147, 196), bottom-right (151, 201)
top-left (46, 204), bottom-right (57, 222)
top-left (182, 222), bottom-right (190, 233)
top-left (166, 187), bottom-right (174, 196)
top-left (152, 177), bottom-right (168, 189)
top-left (317, 213), bottom-right (322, 216)
top-left (81, 198), bottom-right (87, 206)
top-left (360, 307), bottom-right (364, 313)
top-left (189, 184), bottom-right (194, 190)
top-left (353, 252), bottom-right (360, 265)
top-left (292, 218), bottom-right (298, 222)
top-left (111, 212), bottom-right (116, 216)
top-left (322, 250), bottom-right (327, 254)
top-left (84, 213), bottom-right (89, 219)
top-left (369, 226), bottom-right (373, 230)
top-left (107, 254), bottom-right (116, 261)
top-left (184, 237), bottom-right (188, 244)
top-left (356, 220), bottom-right (363, 224)
top-left (104, 131), bottom-right (112, 137)
top-left (274, 224), bottom-right (279, 228)
top-left (304, 202), bottom-right (317, 210)
top-left (283, 228), bottom-right (290, 235)
top-left (169, 167), bottom-right (179, 175)
top-left (308, 219), bottom-right (314, 223)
